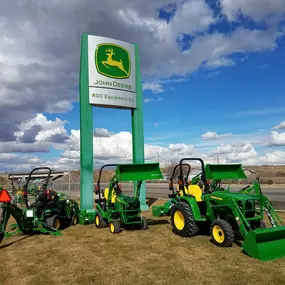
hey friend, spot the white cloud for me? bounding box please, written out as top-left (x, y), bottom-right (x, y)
top-left (0, 0), bottom-right (284, 143)
top-left (208, 71), bottom-right (220, 78)
top-left (16, 114), bottom-right (69, 144)
top-left (201, 131), bottom-right (232, 140)
top-left (142, 82), bottom-right (164, 93)
top-left (93, 128), bottom-right (113, 137)
top-left (206, 57), bottom-right (235, 68)
top-left (220, 0), bottom-right (285, 23)
top-left (211, 142), bottom-right (258, 161)
top-left (272, 120), bottom-right (285, 130)
top-left (2, 127), bottom-right (285, 172)
top-left (0, 153), bottom-right (45, 172)
top-left (267, 131), bottom-right (285, 146)
top-left (0, 1), bottom-right (284, 171)
top-left (0, 114), bottom-right (69, 154)
top-left (259, 151), bottom-right (285, 164)
top-left (144, 97), bottom-right (163, 103)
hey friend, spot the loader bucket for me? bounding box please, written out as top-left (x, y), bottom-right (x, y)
top-left (242, 227), bottom-right (285, 261)
top-left (115, 163), bottom-right (163, 182)
top-left (205, 164), bottom-right (247, 180)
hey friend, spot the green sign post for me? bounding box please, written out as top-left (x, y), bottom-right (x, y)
top-left (79, 33), bottom-right (148, 224)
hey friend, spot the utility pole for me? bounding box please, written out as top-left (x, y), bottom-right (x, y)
top-left (217, 155), bottom-right (219, 164)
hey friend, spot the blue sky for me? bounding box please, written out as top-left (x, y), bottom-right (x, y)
top-left (1, 0), bottom-right (285, 171)
top-left (44, 38), bottom-right (285, 146)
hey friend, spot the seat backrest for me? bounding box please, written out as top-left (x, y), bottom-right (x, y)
top-left (103, 188), bottom-right (116, 203)
top-left (176, 185), bottom-right (189, 196)
top-left (187, 185), bottom-right (202, 202)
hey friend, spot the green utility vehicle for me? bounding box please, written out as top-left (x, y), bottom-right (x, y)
top-left (95, 163), bottom-right (163, 234)
top-left (152, 157), bottom-right (285, 261)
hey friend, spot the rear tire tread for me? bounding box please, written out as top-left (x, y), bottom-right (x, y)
top-left (95, 211), bottom-right (107, 228)
top-left (170, 202), bottom-right (199, 237)
top-left (110, 219), bottom-right (121, 234)
top-left (210, 219), bottom-right (234, 247)
top-left (45, 214), bottom-right (61, 230)
top-left (140, 216), bottom-right (148, 230)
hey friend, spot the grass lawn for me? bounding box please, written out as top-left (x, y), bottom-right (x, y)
top-left (1, 199), bottom-right (285, 285)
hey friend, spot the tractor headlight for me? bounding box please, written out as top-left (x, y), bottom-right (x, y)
top-left (26, 210), bottom-right (34, 218)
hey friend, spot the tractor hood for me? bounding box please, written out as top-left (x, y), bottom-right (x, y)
top-left (116, 194), bottom-right (140, 208)
top-left (209, 191), bottom-right (260, 202)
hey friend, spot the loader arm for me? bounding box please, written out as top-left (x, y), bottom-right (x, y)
top-left (239, 182), bottom-right (261, 196)
top-left (134, 180), bottom-right (143, 200)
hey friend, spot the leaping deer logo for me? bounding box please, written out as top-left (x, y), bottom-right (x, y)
top-left (102, 48), bottom-right (128, 76)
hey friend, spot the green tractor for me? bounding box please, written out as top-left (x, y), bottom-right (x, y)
top-left (0, 187), bottom-right (60, 244)
top-left (0, 166), bottom-right (80, 244)
top-left (95, 162), bottom-right (163, 234)
top-left (22, 167), bottom-right (80, 230)
top-left (152, 157), bottom-right (285, 261)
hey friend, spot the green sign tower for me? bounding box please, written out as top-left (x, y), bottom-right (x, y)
top-left (79, 33), bottom-right (147, 224)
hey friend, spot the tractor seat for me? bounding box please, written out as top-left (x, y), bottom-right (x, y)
top-left (103, 188), bottom-right (116, 203)
top-left (176, 185), bottom-right (188, 196)
top-left (187, 185), bottom-right (202, 202)
top-left (36, 191), bottom-right (46, 203)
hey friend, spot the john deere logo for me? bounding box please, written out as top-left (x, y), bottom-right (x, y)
top-left (95, 43), bottom-right (131, 79)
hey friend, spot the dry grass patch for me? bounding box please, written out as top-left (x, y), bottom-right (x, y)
top-left (1, 200), bottom-right (285, 285)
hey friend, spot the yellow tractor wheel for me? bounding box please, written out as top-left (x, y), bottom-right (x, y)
top-left (109, 219), bottom-right (121, 234)
top-left (95, 216), bottom-right (100, 227)
top-left (170, 202), bottom-right (199, 237)
top-left (173, 210), bottom-right (185, 231)
top-left (95, 212), bottom-right (107, 228)
top-left (70, 214), bottom-right (79, 226)
top-left (45, 215), bottom-right (61, 230)
top-left (210, 219), bottom-right (234, 247)
top-left (54, 218), bottom-right (61, 230)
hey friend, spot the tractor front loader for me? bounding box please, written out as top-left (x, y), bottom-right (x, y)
top-left (153, 157), bottom-right (285, 261)
top-left (0, 188), bottom-right (60, 244)
top-left (95, 162), bottom-right (163, 234)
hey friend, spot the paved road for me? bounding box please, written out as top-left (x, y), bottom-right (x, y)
top-left (65, 183), bottom-right (285, 209)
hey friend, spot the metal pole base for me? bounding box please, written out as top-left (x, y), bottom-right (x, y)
top-left (79, 209), bottom-right (96, 225)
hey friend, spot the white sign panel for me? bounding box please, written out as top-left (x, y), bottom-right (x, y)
top-left (88, 35), bottom-right (137, 109)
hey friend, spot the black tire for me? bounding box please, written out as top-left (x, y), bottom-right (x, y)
top-left (45, 215), bottom-right (61, 230)
top-left (0, 232), bottom-right (4, 244)
top-left (95, 211), bottom-right (107, 228)
top-left (140, 216), bottom-right (148, 230)
top-left (70, 214), bottom-right (79, 226)
top-left (109, 219), bottom-right (121, 234)
top-left (170, 202), bottom-right (199, 237)
top-left (210, 219), bottom-right (234, 247)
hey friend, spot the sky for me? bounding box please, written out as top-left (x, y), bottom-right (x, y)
top-left (0, 0), bottom-right (285, 172)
